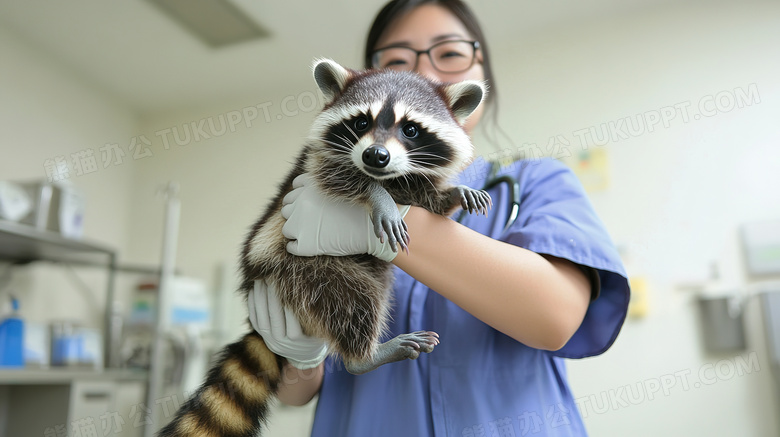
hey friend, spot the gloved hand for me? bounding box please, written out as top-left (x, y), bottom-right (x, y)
top-left (281, 174), bottom-right (411, 262)
top-left (248, 279), bottom-right (328, 370)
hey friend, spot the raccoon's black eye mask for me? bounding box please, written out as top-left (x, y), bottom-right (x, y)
top-left (323, 115), bottom-right (373, 152)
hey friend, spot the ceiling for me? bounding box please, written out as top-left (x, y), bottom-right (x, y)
top-left (0, 0), bottom-right (690, 115)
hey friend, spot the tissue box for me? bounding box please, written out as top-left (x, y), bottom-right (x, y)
top-left (19, 181), bottom-right (85, 239)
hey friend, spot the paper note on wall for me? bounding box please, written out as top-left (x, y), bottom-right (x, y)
top-left (566, 148), bottom-right (610, 193)
top-left (628, 276), bottom-right (649, 319)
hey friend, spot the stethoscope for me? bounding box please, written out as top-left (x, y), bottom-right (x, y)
top-left (455, 160), bottom-right (521, 234)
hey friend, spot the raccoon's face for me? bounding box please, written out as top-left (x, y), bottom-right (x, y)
top-left (308, 59), bottom-right (486, 182)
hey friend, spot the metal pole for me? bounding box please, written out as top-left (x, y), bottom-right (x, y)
top-left (144, 182), bottom-right (180, 437)
top-left (104, 252), bottom-right (119, 369)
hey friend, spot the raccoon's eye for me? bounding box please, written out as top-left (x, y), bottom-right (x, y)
top-left (354, 117), bottom-right (369, 132)
top-left (402, 122), bottom-right (419, 139)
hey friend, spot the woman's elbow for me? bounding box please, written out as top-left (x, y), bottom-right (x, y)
top-left (538, 329), bottom-right (575, 352)
top-left (537, 312), bottom-right (586, 351)
top-left (506, 318), bottom-right (578, 351)
top-left (541, 276), bottom-right (591, 351)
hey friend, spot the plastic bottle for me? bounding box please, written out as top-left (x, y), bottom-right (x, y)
top-left (0, 297), bottom-right (24, 367)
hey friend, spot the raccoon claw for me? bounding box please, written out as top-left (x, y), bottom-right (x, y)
top-left (381, 220), bottom-right (410, 253)
top-left (475, 190), bottom-right (493, 216)
top-left (453, 185), bottom-right (493, 217)
top-left (399, 331), bottom-right (439, 356)
top-left (389, 331), bottom-right (440, 361)
top-left (394, 222), bottom-right (410, 254)
top-left (373, 207), bottom-right (410, 253)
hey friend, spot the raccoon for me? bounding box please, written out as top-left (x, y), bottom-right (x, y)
top-left (157, 59), bottom-right (491, 437)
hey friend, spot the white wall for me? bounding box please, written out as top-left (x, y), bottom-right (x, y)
top-left (480, 3), bottom-right (780, 436)
top-left (128, 86), bottom-right (327, 287)
top-left (0, 24), bottom-right (138, 328)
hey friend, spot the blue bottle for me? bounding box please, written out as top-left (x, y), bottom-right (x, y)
top-left (0, 298), bottom-right (24, 367)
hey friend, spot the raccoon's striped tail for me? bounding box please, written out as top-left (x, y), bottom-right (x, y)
top-left (157, 330), bottom-right (284, 437)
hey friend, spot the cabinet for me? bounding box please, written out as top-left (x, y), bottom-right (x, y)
top-left (0, 219), bottom-right (148, 436)
top-left (0, 369), bottom-right (147, 436)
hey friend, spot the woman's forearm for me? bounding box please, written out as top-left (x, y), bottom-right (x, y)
top-left (276, 362), bottom-right (324, 406)
top-left (392, 206), bottom-right (591, 350)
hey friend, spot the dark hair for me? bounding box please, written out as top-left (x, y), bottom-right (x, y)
top-left (364, 0), bottom-right (497, 111)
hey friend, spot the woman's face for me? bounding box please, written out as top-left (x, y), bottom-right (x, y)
top-left (374, 4), bottom-right (486, 133)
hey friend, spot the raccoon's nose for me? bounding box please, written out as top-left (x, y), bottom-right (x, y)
top-left (362, 145), bottom-right (390, 168)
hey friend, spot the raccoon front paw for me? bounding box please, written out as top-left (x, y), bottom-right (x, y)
top-left (452, 185), bottom-right (492, 216)
top-left (371, 204), bottom-right (410, 254)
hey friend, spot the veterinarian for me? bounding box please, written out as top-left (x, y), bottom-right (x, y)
top-left (250, 0), bottom-right (631, 435)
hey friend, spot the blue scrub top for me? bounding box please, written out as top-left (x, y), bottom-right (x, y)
top-left (310, 157), bottom-right (630, 437)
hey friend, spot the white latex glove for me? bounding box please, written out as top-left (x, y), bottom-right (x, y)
top-left (248, 279), bottom-right (328, 370)
top-left (281, 174), bottom-right (411, 262)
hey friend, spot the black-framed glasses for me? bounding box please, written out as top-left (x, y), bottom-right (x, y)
top-left (371, 40), bottom-right (480, 73)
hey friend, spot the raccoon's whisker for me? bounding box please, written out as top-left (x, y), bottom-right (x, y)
top-left (321, 139), bottom-right (353, 154)
top-left (414, 142), bottom-right (451, 151)
top-left (411, 144), bottom-right (455, 156)
top-left (321, 139), bottom-right (350, 151)
top-left (327, 135), bottom-right (353, 148)
top-left (397, 173), bottom-right (412, 194)
top-left (408, 145), bottom-right (455, 163)
top-left (406, 158), bottom-right (447, 171)
top-left (403, 174), bottom-right (418, 198)
top-left (403, 164), bottom-right (436, 189)
top-left (407, 152), bottom-right (454, 163)
top-left (401, 172), bottom-right (412, 187)
top-left (334, 133), bottom-right (354, 144)
top-left (342, 121), bottom-right (360, 143)
top-left (334, 134), bottom-right (356, 149)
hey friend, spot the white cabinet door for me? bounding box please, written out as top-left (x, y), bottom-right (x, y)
top-left (69, 380), bottom-right (117, 436)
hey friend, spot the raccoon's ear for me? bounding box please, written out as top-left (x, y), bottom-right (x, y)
top-left (441, 80), bottom-right (487, 125)
top-left (313, 58), bottom-right (353, 105)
